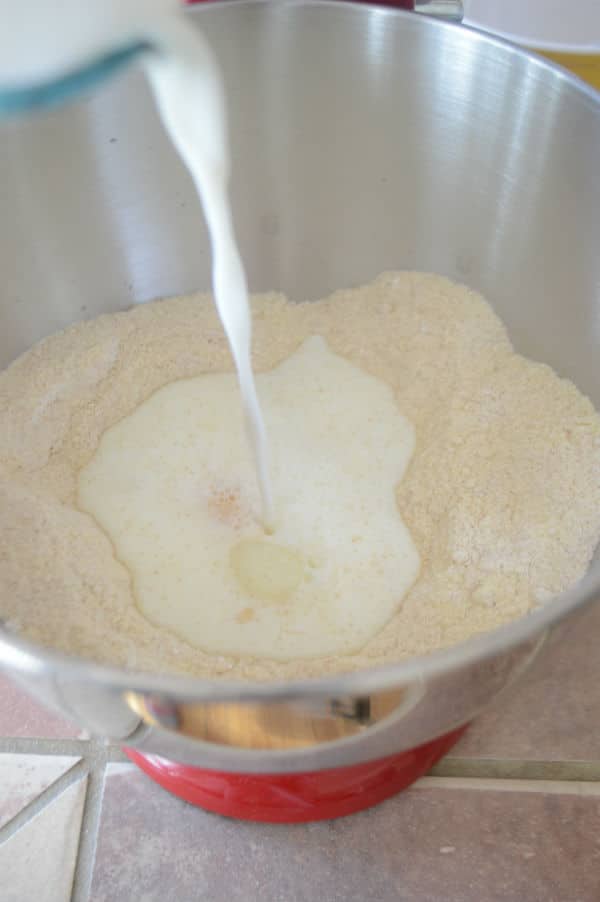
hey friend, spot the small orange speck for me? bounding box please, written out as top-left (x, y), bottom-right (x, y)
top-left (207, 486), bottom-right (244, 527)
top-left (236, 607), bottom-right (255, 624)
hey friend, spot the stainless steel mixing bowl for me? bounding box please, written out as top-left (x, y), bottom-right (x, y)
top-left (0, 0), bottom-right (599, 775)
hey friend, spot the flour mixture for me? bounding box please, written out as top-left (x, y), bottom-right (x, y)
top-left (1, 272), bottom-right (599, 680)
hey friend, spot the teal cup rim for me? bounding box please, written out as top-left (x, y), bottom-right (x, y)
top-left (0, 41), bottom-right (152, 118)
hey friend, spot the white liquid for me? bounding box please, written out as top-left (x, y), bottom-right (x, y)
top-left (143, 15), bottom-right (274, 529)
top-left (78, 337), bottom-right (420, 660)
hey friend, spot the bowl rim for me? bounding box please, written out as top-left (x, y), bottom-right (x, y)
top-left (462, 0), bottom-right (600, 56)
top-left (1, 0), bottom-right (599, 702)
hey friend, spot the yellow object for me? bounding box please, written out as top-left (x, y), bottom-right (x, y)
top-left (461, 3), bottom-right (600, 91)
top-left (230, 539), bottom-right (305, 605)
top-left (540, 51), bottom-right (600, 91)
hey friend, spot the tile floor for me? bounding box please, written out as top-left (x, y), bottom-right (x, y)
top-left (1, 603), bottom-right (600, 901)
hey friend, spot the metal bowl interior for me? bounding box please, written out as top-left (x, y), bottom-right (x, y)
top-left (0, 1), bottom-right (599, 765)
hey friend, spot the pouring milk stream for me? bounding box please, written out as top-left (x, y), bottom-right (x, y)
top-left (0, 0), bottom-right (274, 530)
top-left (1, 0), bottom-right (420, 658)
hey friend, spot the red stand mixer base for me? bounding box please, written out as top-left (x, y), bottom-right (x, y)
top-left (124, 725), bottom-right (467, 822)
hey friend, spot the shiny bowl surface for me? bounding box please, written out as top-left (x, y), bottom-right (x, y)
top-left (1, 0), bottom-right (599, 773)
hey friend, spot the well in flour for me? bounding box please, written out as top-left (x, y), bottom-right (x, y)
top-left (0, 272), bottom-right (599, 681)
top-left (76, 335), bottom-right (420, 661)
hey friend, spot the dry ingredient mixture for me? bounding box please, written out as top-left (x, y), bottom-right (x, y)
top-left (0, 271), bottom-right (599, 680)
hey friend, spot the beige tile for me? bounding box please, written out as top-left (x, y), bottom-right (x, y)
top-left (457, 602), bottom-right (600, 761)
top-left (91, 766), bottom-right (600, 902)
top-left (0, 674), bottom-right (82, 739)
top-left (0, 753), bottom-right (79, 828)
top-left (0, 775), bottom-right (87, 902)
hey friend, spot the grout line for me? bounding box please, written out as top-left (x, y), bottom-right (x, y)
top-left (106, 746), bottom-right (130, 763)
top-left (4, 737), bottom-right (600, 784)
top-left (430, 755), bottom-right (600, 782)
top-left (0, 738), bottom-right (114, 899)
top-left (70, 755), bottom-right (108, 902)
top-left (415, 775), bottom-right (600, 796)
top-left (0, 757), bottom-right (89, 845)
top-left (0, 737), bottom-right (114, 757)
